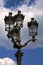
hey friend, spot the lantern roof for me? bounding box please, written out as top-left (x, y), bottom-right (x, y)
top-left (28, 19), bottom-right (38, 28)
top-left (13, 11), bottom-right (25, 22)
top-left (4, 13), bottom-right (14, 25)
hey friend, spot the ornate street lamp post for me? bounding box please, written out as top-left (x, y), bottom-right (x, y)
top-left (4, 11), bottom-right (38, 65)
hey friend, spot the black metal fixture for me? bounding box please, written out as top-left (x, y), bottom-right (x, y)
top-left (28, 18), bottom-right (38, 42)
top-left (4, 11), bottom-right (38, 65)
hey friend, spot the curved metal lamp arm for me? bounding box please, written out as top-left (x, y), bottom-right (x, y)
top-left (7, 33), bottom-right (37, 49)
top-left (22, 38), bottom-right (37, 47)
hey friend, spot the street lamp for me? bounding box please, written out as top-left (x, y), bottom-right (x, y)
top-left (28, 18), bottom-right (38, 42)
top-left (4, 11), bottom-right (39, 65)
top-left (4, 12), bottom-right (14, 32)
top-left (14, 10), bottom-right (24, 29)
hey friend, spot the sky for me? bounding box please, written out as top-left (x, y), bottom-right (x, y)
top-left (0, 0), bottom-right (43, 65)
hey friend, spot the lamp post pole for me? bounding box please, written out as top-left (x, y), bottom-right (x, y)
top-left (4, 11), bottom-right (38, 65)
top-left (15, 49), bottom-right (23, 65)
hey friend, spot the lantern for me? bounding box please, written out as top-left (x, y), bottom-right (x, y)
top-left (14, 11), bottom-right (24, 29)
top-left (28, 18), bottom-right (38, 38)
top-left (4, 12), bottom-right (14, 32)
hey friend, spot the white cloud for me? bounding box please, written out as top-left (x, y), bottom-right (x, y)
top-left (0, 57), bottom-right (17, 65)
top-left (17, 5), bottom-right (34, 23)
top-left (0, 0), bottom-right (6, 7)
top-left (34, 0), bottom-right (43, 10)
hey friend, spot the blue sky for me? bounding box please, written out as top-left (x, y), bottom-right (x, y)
top-left (4, 0), bottom-right (35, 8)
top-left (0, 0), bottom-right (43, 65)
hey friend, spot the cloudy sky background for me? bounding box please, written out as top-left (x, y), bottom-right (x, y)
top-left (0, 0), bottom-right (43, 65)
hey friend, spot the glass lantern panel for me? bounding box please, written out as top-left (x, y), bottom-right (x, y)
top-left (6, 21), bottom-right (13, 25)
top-left (16, 21), bottom-right (23, 28)
top-left (29, 26), bottom-right (37, 36)
top-left (5, 24), bottom-right (9, 31)
top-left (10, 25), bottom-right (14, 31)
top-left (16, 18), bottom-right (22, 22)
top-left (5, 24), bottom-right (13, 32)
